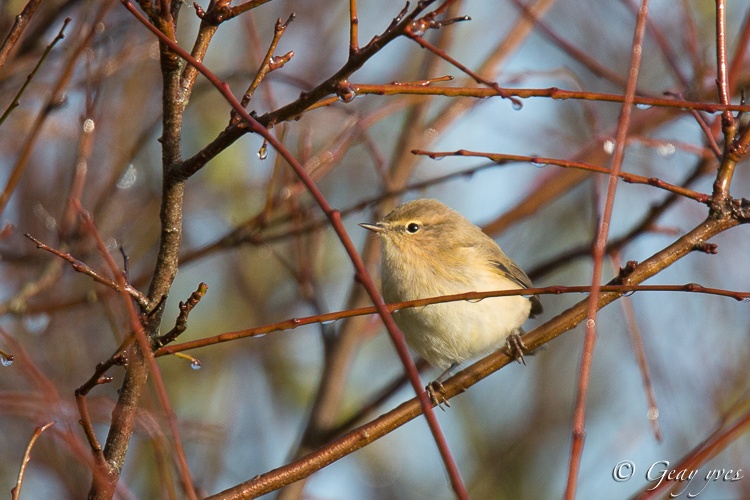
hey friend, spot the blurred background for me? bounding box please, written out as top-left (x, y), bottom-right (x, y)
top-left (1, 0), bottom-right (749, 498)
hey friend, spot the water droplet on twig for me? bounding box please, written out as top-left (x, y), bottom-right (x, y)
top-left (408, 20), bottom-right (427, 36)
top-left (336, 86), bottom-right (357, 103)
top-left (258, 141), bottom-right (268, 160)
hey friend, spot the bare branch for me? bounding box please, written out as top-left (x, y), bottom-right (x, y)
top-left (11, 421), bottom-right (55, 500)
top-left (23, 234), bottom-right (150, 310)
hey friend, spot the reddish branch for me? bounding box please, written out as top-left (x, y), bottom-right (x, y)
top-left (347, 82), bottom-right (750, 113)
top-left (413, 149), bottom-right (711, 203)
top-left (567, 1), bottom-right (651, 497)
top-left (155, 283), bottom-right (750, 358)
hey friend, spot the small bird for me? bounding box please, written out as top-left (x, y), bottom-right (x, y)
top-left (360, 199), bottom-right (542, 378)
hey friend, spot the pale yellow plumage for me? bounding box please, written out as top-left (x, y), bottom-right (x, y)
top-left (360, 198), bottom-right (541, 369)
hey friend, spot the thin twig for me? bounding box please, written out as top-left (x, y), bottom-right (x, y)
top-left (75, 388), bottom-right (107, 469)
top-left (23, 234), bottom-right (150, 310)
top-left (11, 421), bottom-right (55, 500)
top-left (405, 22), bottom-right (521, 107)
top-left (0, 18), bottom-right (71, 126)
top-left (620, 0), bottom-right (689, 87)
top-left (155, 282), bottom-right (208, 347)
top-left (0, 327), bottom-right (121, 495)
top-left (348, 83), bottom-right (750, 113)
top-left (227, 0), bottom-right (274, 20)
top-left (665, 91), bottom-right (723, 160)
top-left (155, 282), bottom-right (750, 357)
top-left (413, 149), bottom-right (710, 203)
top-left (238, 14), bottom-right (295, 109)
top-left (711, 0), bottom-right (738, 204)
top-left (715, 0), bottom-right (732, 119)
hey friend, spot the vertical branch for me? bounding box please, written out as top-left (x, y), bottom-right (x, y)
top-left (76, 206), bottom-right (197, 499)
top-left (94, 1), bottom-right (192, 497)
top-left (711, 0), bottom-right (739, 203)
top-left (565, 1), bottom-right (650, 498)
top-left (715, 0), bottom-right (731, 117)
top-left (349, 0), bottom-right (359, 54)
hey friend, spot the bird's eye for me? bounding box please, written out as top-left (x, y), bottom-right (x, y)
top-left (406, 222), bottom-right (420, 233)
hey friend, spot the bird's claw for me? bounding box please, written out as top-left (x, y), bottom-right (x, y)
top-left (506, 331), bottom-right (528, 365)
top-left (426, 380), bottom-right (451, 410)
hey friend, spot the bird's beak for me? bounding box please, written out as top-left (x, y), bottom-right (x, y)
top-left (359, 222), bottom-right (384, 233)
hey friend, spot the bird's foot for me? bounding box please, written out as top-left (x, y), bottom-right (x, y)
top-left (426, 380), bottom-right (451, 410)
top-left (506, 331), bottom-right (528, 365)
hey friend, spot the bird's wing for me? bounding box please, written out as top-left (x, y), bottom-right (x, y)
top-left (491, 257), bottom-right (543, 318)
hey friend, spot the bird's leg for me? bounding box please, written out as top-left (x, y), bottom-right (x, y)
top-left (426, 363), bottom-right (458, 410)
top-left (505, 329), bottom-right (528, 365)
